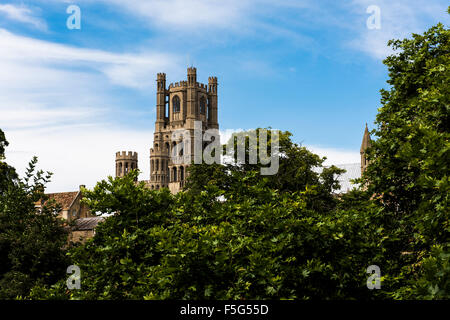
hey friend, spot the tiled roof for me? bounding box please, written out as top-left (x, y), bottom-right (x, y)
top-left (73, 217), bottom-right (104, 231)
top-left (44, 192), bottom-right (79, 210)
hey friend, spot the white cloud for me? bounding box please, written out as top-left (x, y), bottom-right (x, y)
top-left (5, 126), bottom-right (153, 193)
top-left (0, 28), bottom-right (180, 89)
top-left (348, 0), bottom-right (450, 59)
top-left (0, 105), bottom-right (102, 130)
top-left (0, 28), bottom-right (182, 192)
top-left (96, 0), bottom-right (253, 31)
top-left (307, 145), bottom-right (360, 166)
top-left (0, 4), bottom-right (47, 30)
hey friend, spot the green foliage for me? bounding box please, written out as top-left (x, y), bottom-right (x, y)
top-left (362, 20), bottom-right (449, 298)
top-left (0, 129), bottom-right (69, 299)
top-left (0, 129), bottom-right (18, 195)
top-left (392, 244), bottom-right (450, 299)
top-left (29, 133), bottom-right (387, 300)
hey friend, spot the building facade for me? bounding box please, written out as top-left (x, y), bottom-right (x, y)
top-left (36, 185), bottom-right (103, 243)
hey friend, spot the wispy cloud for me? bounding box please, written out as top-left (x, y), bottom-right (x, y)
top-left (0, 28), bottom-right (181, 89)
top-left (0, 4), bottom-right (47, 30)
top-left (0, 27), bottom-right (184, 133)
top-left (348, 0), bottom-right (450, 59)
top-left (0, 28), bottom-right (181, 191)
top-left (98, 0), bottom-right (254, 31)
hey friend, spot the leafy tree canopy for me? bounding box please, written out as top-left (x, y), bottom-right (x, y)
top-left (0, 129), bottom-right (69, 299)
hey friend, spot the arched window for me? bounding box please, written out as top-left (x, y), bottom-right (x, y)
top-left (172, 167), bottom-right (177, 182)
top-left (180, 166), bottom-right (184, 181)
top-left (119, 163), bottom-right (123, 175)
top-left (200, 96), bottom-right (206, 115)
top-left (173, 95), bottom-right (180, 113)
top-left (165, 142), bottom-right (170, 151)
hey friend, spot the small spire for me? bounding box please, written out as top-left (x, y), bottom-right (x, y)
top-left (361, 123), bottom-right (372, 152)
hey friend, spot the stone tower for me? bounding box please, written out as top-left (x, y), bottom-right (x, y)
top-left (148, 67), bottom-right (219, 193)
top-left (360, 124), bottom-right (372, 175)
top-left (115, 151), bottom-right (138, 179)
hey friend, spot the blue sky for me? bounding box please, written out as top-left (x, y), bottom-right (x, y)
top-left (0, 0), bottom-right (449, 192)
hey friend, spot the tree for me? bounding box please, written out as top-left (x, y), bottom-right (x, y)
top-left (362, 19), bottom-right (449, 298)
top-left (0, 129), bottom-right (18, 195)
top-left (30, 133), bottom-right (384, 300)
top-left (186, 129), bottom-right (345, 213)
top-left (0, 129), bottom-right (69, 299)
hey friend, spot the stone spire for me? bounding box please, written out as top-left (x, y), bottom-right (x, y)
top-left (360, 123), bottom-right (372, 152)
top-left (360, 123), bottom-right (372, 175)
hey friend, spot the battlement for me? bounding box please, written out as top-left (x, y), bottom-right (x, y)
top-left (115, 151), bottom-right (138, 161)
top-left (168, 81), bottom-right (208, 90)
top-left (157, 73), bottom-right (166, 80)
top-left (187, 67), bottom-right (197, 75)
top-left (168, 81), bottom-right (188, 89)
top-left (208, 76), bottom-right (218, 84)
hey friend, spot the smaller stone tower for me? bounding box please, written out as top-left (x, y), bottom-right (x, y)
top-left (360, 124), bottom-right (372, 175)
top-left (115, 151), bottom-right (138, 178)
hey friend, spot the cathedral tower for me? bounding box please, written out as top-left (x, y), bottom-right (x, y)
top-left (148, 67), bottom-right (219, 193)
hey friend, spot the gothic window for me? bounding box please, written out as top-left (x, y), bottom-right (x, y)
top-left (173, 167), bottom-right (177, 182)
top-left (173, 95), bottom-right (181, 113)
top-left (200, 96), bottom-right (206, 115)
top-left (180, 166), bottom-right (184, 181)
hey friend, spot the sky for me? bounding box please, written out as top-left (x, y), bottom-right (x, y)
top-left (0, 0), bottom-right (448, 192)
